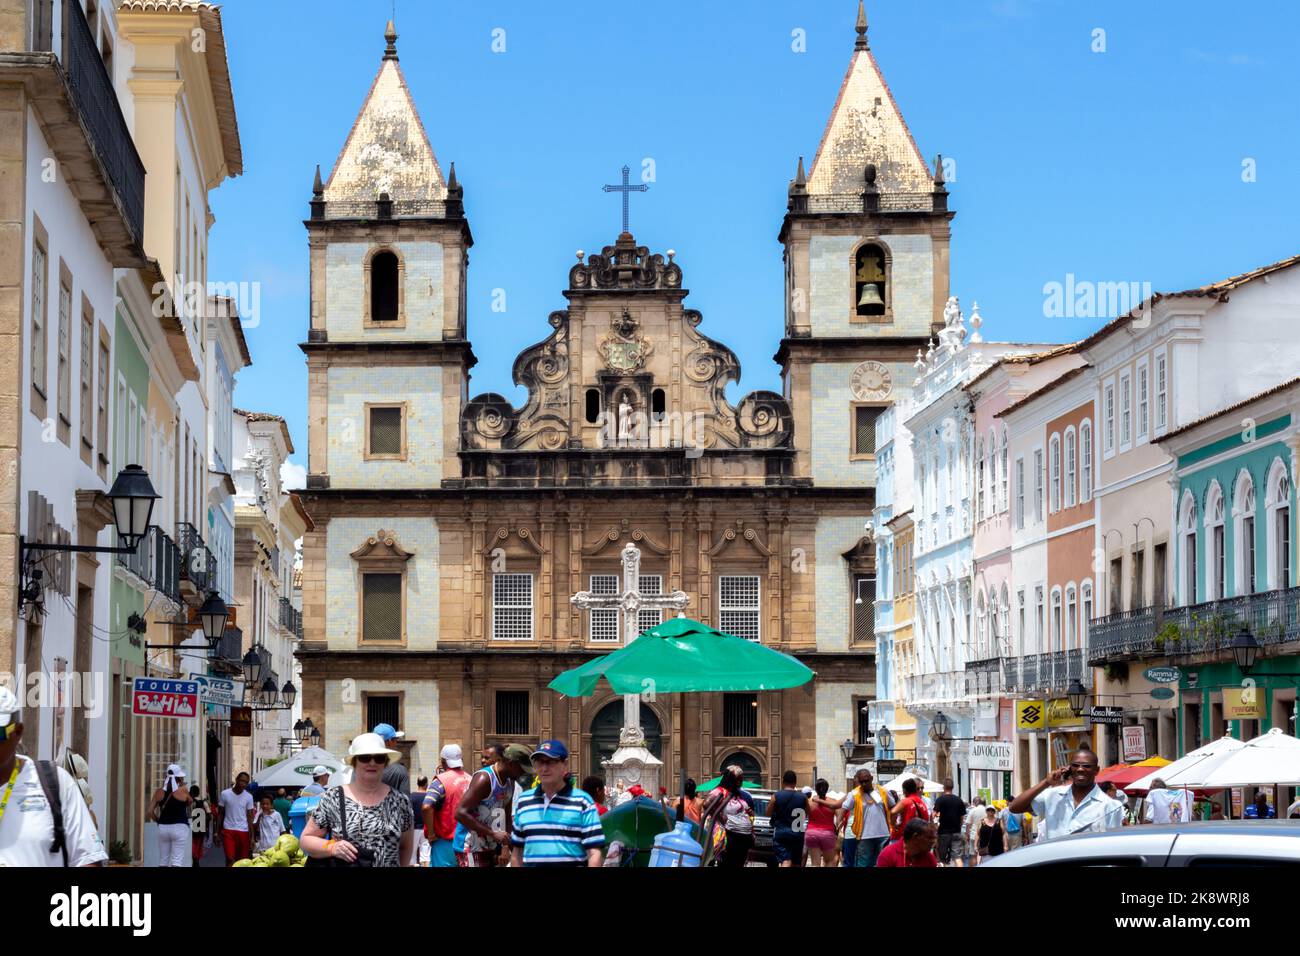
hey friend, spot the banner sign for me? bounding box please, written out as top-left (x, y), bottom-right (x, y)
top-left (1223, 687), bottom-right (1266, 719)
top-left (1047, 698), bottom-right (1085, 729)
top-left (1144, 666), bottom-right (1181, 684)
top-left (1015, 700), bottom-right (1045, 732)
top-left (1089, 706), bottom-right (1125, 725)
top-left (875, 758), bottom-right (907, 779)
top-left (1122, 725), bottom-right (1147, 761)
top-left (132, 678), bottom-right (199, 720)
top-left (189, 674), bottom-right (244, 708)
top-left (969, 740), bottom-right (1014, 771)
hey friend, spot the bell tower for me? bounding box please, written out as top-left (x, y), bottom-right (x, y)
top-left (777, 0), bottom-right (952, 487)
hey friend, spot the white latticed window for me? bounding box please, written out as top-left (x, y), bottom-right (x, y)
top-left (637, 575), bottom-right (663, 635)
top-left (589, 574), bottom-right (619, 642)
top-left (719, 575), bottom-right (761, 641)
top-left (492, 573), bottom-right (533, 641)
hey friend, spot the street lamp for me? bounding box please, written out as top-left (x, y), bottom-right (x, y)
top-left (198, 591), bottom-right (229, 648)
top-left (258, 677), bottom-right (278, 708)
top-left (877, 725), bottom-right (894, 752)
top-left (240, 649), bottom-right (260, 685)
top-left (293, 718), bottom-right (306, 744)
top-left (929, 711), bottom-right (951, 743)
top-left (1067, 679), bottom-right (1091, 717)
top-left (1231, 626), bottom-right (1260, 675)
top-left (281, 681), bottom-right (297, 709)
top-left (310, 727), bottom-right (321, 747)
top-left (839, 738), bottom-right (855, 762)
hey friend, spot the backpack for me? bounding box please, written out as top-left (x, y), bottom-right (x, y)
top-left (33, 761), bottom-right (69, 867)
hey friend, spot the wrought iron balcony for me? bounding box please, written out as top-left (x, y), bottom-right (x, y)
top-left (964, 656), bottom-right (1004, 697)
top-left (116, 526), bottom-right (181, 606)
top-left (211, 625), bottom-right (244, 672)
top-left (1088, 587), bottom-right (1300, 665)
top-left (1002, 648), bottom-right (1086, 697)
top-left (176, 522), bottom-right (216, 598)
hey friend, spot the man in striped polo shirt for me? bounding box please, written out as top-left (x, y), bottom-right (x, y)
top-left (510, 740), bottom-right (604, 867)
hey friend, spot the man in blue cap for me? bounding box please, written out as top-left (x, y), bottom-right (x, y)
top-left (373, 723), bottom-right (410, 795)
top-left (510, 739), bottom-right (604, 867)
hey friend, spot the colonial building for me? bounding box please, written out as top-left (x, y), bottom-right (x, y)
top-left (296, 9), bottom-right (952, 786)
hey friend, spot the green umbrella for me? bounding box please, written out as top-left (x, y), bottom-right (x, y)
top-left (695, 776), bottom-right (763, 794)
top-left (548, 617), bottom-right (815, 697)
top-left (601, 796), bottom-right (694, 867)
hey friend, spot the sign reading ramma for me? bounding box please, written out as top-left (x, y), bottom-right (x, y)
top-left (969, 740), bottom-right (1014, 771)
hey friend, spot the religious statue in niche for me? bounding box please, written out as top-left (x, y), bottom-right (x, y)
top-left (616, 391), bottom-right (639, 443)
top-left (599, 307), bottom-right (653, 372)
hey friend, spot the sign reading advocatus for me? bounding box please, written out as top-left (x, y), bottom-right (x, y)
top-left (969, 740), bottom-right (1014, 771)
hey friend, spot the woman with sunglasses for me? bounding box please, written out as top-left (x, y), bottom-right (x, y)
top-left (301, 733), bottom-right (415, 867)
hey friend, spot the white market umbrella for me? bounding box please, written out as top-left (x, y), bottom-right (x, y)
top-left (868, 772), bottom-right (944, 801)
top-left (1127, 734), bottom-right (1245, 793)
top-left (1182, 728), bottom-right (1300, 789)
top-left (251, 746), bottom-right (346, 790)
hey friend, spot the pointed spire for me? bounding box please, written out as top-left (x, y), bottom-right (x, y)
top-left (312, 164), bottom-right (323, 197)
top-left (855, 0), bottom-right (869, 50)
top-left (447, 161), bottom-right (459, 191)
top-left (933, 153), bottom-right (945, 186)
top-left (795, 155), bottom-right (807, 187)
top-left (383, 20), bottom-right (398, 60)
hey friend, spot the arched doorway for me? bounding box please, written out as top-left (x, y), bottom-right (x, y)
top-left (589, 701), bottom-right (662, 777)
top-left (719, 751), bottom-right (763, 786)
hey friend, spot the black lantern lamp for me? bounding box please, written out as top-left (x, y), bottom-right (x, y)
top-left (929, 711), bottom-right (951, 743)
top-left (1231, 626), bottom-right (1260, 675)
top-left (839, 738), bottom-right (855, 762)
top-left (280, 681), bottom-right (297, 709)
top-left (108, 464), bottom-right (160, 548)
top-left (240, 649), bottom-right (260, 685)
top-left (1066, 679), bottom-right (1091, 718)
top-left (198, 591), bottom-right (229, 648)
top-left (877, 725), bottom-right (894, 752)
top-left (257, 677), bottom-right (278, 708)
top-left (309, 726), bottom-right (321, 747)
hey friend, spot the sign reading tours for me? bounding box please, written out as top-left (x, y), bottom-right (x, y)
top-left (131, 678), bottom-right (199, 720)
top-left (969, 740), bottom-right (1014, 771)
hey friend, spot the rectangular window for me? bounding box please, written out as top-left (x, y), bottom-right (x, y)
top-left (1244, 516), bottom-right (1256, 594)
top-left (361, 572), bottom-right (402, 643)
top-left (1000, 439), bottom-right (1009, 513)
top-left (1120, 373), bottom-right (1132, 446)
top-left (1033, 449), bottom-right (1044, 522)
top-left (1034, 586), bottom-right (1044, 654)
top-left (495, 691), bottom-right (530, 736)
top-left (1017, 590), bottom-right (1026, 655)
top-left (79, 312), bottom-right (93, 451)
top-left (492, 573), bottom-right (534, 641)
top-left (588, 574), bottom-right (619, 643)
top-left (31, 240), bottom-right (48, 402)
top-left (719, 575), bottom-right (761, 641)
top-left (855, 699), bottom-right (872, 745)
top-left (1110, 557), bottom-right (1123, 613)
top-left (56, 277), bottom-right (71, 428)
top-left (853, 574), bottom-right (874, 643)
top-left (1081, 423), bottom-right (1093, 501)
top-left (637, 575), bottom-right (663, 635)
top-left (1137, 363), bottom-right (1149, 439)
top-left (722, 693), bottom-right (758, 737)
top-left (1132, 548), bottom-right (1146, 608)
top-left (1065, 433), bottom-right (1076, 508)
top-left (1082, 587), bottom-right (1093, 645)
top-left (853, 405), bottom-right (882, 457)
top-left (1154, 542), bottom-right (1167, 608)
top-left (1156, 354), bottom-right (1168, 431)
top-left (1212, 525), bottom-right (1225, 600)
top-left (1049, 440), bottom-right (1060, 514)
top-left (1104, 383), bottom-right (1115, 452)
top-left (367, 405), bottom-right (405, 458)
top-left (1279, 508), bottom-right (1292, 589)
top-left (1015, 457), bottom-right (1025, 529)
top-left (365, 695), bottom-right (400, 732)
top-left (96, 332), bottom-right (109, 472)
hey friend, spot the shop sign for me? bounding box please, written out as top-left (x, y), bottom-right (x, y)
top-left (1144, 666), bottom-right (1181, 684)
top-left (1122, 725), bottom-right (1147, 761)
top-left (969, 740), bottom-right (1014, 771)
top-left (1015, 700), bottom-right (1046, 732)
top-left (1047, 698), bottom-right (1085, 729)
top-left (189, 674), bottom-right (244, 708)
top-left (1089, 706), bottom-right (1125, 725)
top-left (1223, 687), bottom-right (1266, 720)
top-left (1150, 687), bottom-right (1176, 701)
top-left (131, 678), bottom-right (198, 720)
top-left (875, 758), bottom-right (907, 779)
top-left (230, 706), bottom-right (253, 738)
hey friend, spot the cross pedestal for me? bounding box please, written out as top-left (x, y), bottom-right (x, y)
top-left (572, 542), bottom-right (689, 797)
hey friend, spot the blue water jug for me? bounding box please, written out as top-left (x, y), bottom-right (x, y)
top-left (649, 821), bottom-right (703, 868)
top-left (289, 794), bottom-right (322, 839)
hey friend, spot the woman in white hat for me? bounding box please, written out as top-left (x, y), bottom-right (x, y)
top-left (148, 764), bottom-right (193, 867)
top-left (300, 733), bottom-right (414, 867)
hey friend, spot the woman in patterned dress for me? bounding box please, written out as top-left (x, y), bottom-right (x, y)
top-left (301, 733), bottom-right (415, 867)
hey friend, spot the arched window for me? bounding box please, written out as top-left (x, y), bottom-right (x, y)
top-left (1049, 435), bottom-right (1061, 513)
top-left (999, 583), bottom-right (1010, 652)
top-left (1050, 588), bottom-right (1063, 652)
top-left (591, 701), bottom-right (661, 774)
top-left (1180, 490), bottom-right (1198, 604)
top-left (854, 243), bottom-right (888, 317)
top-left (370, 249), bottom-right (399, 323)
top-left (719, 751), bottom-right (764, 786)
top-left (651, 388), bottom-right (666, 420)
top-left (1080, 420), bottom-right (1093, 502)
top-left (1065, 585), bottom-right (1078, 651)
top-left (585, 388), bottom-right (601, 424)
top-left (988, 429), bottom-right (998, 518)
top-left (1080, 581), bottom-right (1093, 646)
top-left (1205, 481), bottom-right (1225, 600)
top-left (1265, 459), bottom-right (1291, 591)
top-left (999, 429), bottom-right (1009, 514)
top-left (976, 438), bottom-right (985, 519)
top-left (1064, 427), bottom-right (1077, 508)
top-left (975, 590), bottom-right (987, 658)
top-left (1234, 470), bottom-right (1257, 595)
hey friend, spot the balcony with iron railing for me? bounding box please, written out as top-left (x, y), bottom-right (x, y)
top-left (1002, 648), bottom-right (1087, 696)
top-left (1088, 586), bottom-right (1300, 665)
top-left (116, 525), bottom-right (182, 606)
top-left (176, 522), bottom-right (216, 600)
top-left (22, 0), bottom-right (146, 261)
top-left (210, 625), bottom-right (244, 675)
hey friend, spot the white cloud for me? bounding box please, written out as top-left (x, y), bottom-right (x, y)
top-left (281, 459), bottom-right (307, 491)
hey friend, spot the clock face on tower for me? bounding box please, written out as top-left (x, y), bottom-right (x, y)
top-left (851, 361), bottom-right (893, 402)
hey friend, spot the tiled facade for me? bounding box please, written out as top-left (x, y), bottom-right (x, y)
top-left (809, 233), bottom-right (933, 338)
top-left (323, 240), bottom-right (445, 341)
top-left (325, 365), bottom-right (444, 487)
top-left (815, 514), bottom-right (875, 651)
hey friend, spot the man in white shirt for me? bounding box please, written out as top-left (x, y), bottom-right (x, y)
top-left (1144, 779), bottom-right (1191, 824)
top-left (215, 771), bottom-right (256, 866)
top-left (1008, 749), bottom-right (1124, 842)
top-left (300, 766), bottom-right (331, 796)
top-left (0, 688), bottom-right (107, 867)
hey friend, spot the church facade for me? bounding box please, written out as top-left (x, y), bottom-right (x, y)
top-left (297, 9), bottom-right (952, 787)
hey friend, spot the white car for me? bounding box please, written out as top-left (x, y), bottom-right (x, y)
top-left (978, 820), bottom-right (1300, 867)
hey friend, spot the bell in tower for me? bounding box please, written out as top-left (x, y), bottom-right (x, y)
top-left (855, 243), bottom-right (887, 317)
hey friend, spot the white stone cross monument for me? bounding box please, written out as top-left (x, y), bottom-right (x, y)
top-left (571, 542), bottom-right (689, 796)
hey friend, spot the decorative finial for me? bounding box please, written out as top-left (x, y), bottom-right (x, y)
top-left (925, 339), bottom-right (936, 365)
top-left (969, 301), bottom-right (984, 344)
top-left (576, 250), bottom-right (585, 262)
top-left (312, 164), bottom-right (323, 197)
top-left (666, 249), bottom-right (676, 262)
top-left (855, 0), bottom-right (869, 50)
top-left (447, 161), bottom-right (459, 191)
top-left (914, 348), bottom-right (925, 371)
top-left (864, 162), bottom-right (877, 186)
top-left (383, 20), bottom-right (398, 60)
top-left (795, 155), bottom-right (807, 187)
top-left (933, 153), bottom-right (945, 186)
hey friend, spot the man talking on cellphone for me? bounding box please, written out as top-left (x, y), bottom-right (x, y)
top-left (1007, 748), bottom-right (1123, 843)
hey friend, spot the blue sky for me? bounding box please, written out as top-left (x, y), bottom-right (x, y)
top-left (209, 0), bottom-right (1300, 484)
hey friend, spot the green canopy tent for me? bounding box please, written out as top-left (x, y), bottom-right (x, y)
top-left (550, 616), bottom-right (814, 865)
top-left (694, 776), bottom-right (763, 794)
